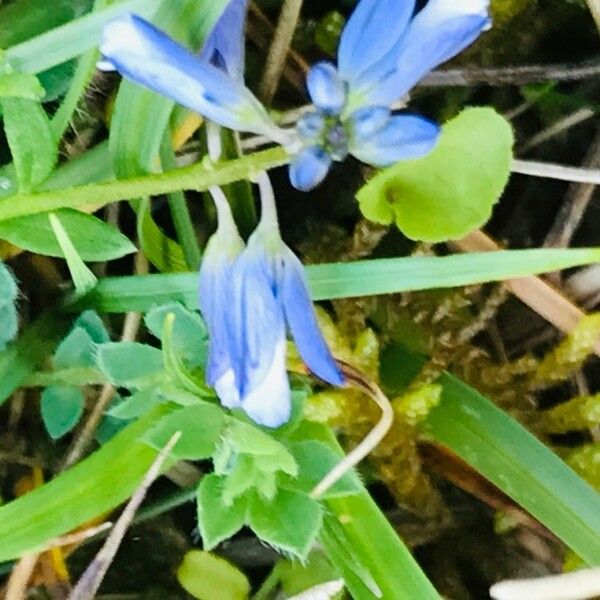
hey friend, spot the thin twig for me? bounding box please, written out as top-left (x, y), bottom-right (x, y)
top-left (310, 362), bottom-right (394, 499)
top-left (512, 159), bottom-right (600, 185)
top-left (544, 127), bottom-right (600, 249)
top-left (68, 432), bottom-right (181, 600)
top-left (518, 109), bottom-right (595, 154)
top-left (451, 230), bottom-right (600, 357)
top-left (43, 523), bottom-right (113, 553)
top-left (420, 58), bottom-right (600, 87)
top-left (62, 253), bottom-right (148, 470)
top-left (490, 566), bottom-right (600, 600)
top-left (258, 0), bottom-right (304, 103)
top-left (4, 553), bottom-right (40, 600)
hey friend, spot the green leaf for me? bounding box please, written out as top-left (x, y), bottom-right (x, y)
top-left (96, 342), bottom-right (164, 388)
top-left (0, 261), bottom-right (18, 305)
top-left (0, 262), bottom-right (18, 350)
top-left (76, 247), bottom-right (600, 313)
top-left (382, 344), bottom-right (600, 565)
top-left (221, 455), bottom-right (260, 505)
top-left (54, 326), bottom-right (96, 369)
top-left (0, 0), bottom-right (92, 48)
top-left (0, 97), bottom-right (56, 192)
top-left (0, 209), bottom-right (136, 260)
top-left (177, 550), bottom-right (250, 600)
top-left (0, 72), bottom-right (44, 100)
top-left (0, 310), bottom-right (72, 406)
top-left (48, 212), bottom-right (97, 295)
top-left (161, 312), bottom-right (211, 396)
top-left (285, 440), bottom-right (362, 499)
top-left (288, 422), bottom-right (439, 599)
top-left (143, 404), bottom-right (225, 461)
top-left (4, 0), bottom-right (162, 75)
top-left (222, 421), bottom-right (298, 476)
top-left (197, 474), bottom-right (247, 550)
top-left (248, 489), bottom-right (323, 560)
top-left (40, 385), bottom-right (84, 439)
top-left (145, 302), bottom-right (208, 366)
top-left (109, 0), bottom-right (229, 272)
top-left (0, 302), bottom-right (18, 351)
top-left (0, 407), bottom-right (167, 561)
top-left (277, 552), bottom-right (341, 597)
top-left (74, 310), bottom-right (109, 344)
top-left (357, 107), bottom-right (514, 242)
top-left (108, 388), bottom-right (166, 420)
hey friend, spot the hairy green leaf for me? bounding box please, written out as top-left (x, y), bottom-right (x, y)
top-left (143, 404), bottom-right (225, 461)
top-left (0, 97), bottom-right (56, 192)
top-left (197, 474), bottom-right (248, 550)
top-left (248, 489), bottom-right (323, 560)
top-left (40, 385), bottom-right (84, 439)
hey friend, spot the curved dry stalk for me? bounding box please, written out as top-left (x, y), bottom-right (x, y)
top-left (310, 362), bottom-right (394, 499)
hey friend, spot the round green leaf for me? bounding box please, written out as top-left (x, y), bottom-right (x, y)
top-left (41, 385), bottom-right (84, 440)
top-left (357, 107), bottom-right (514, 242)
top-left (177, 550), bottom-right (250, 600)
top-left (0, 208), bottom-right (136, 260)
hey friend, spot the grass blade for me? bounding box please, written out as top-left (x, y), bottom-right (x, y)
top-left (4, 0), bottom-right (162, 75)
top-left (72, 247), bottom-right (600, 313)
top-left (382, 345), bottom-right (600, 565)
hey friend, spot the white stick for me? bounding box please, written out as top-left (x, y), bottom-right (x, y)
top-left (512, 159), bottom-right (600, 185)
top-left (490, 567), bottom-right (600, 600)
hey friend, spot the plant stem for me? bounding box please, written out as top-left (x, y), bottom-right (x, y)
top-left (160, 137), bottom-right (202, 270)
top-left (0, 146), bottom-right (290, 222)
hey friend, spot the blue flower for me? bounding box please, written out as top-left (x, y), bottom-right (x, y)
top-left (198, 186), bottom-right (245, 411)
top-left (199, 174), bottom-right (344, 428)
top-left (98, 10), bottom-right (288, 143)
top-left (200, 0), bottom-right (248, 80)
top-left (290, 0), bottom-right (491, 190)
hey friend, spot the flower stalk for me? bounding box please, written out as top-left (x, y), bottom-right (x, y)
top-left (0, 146), bottom-right (290, 222)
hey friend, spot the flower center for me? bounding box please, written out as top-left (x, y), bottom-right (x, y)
top-left (296, 111), bottom-right (350, 162)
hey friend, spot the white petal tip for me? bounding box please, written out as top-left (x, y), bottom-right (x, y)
top-left (96, 59), bottom-right (116, 72)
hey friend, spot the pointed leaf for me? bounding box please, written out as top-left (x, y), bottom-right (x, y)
top-left (197, 474), bottom-right (247, 549)
top-left (0, 97), bottom-right (56, 192)
top-left (248, 489), bottom-right (323, 559)
top-left (0, 209), bottom-right (136, 260)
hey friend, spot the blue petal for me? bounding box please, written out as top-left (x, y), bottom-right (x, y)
top-left (198, 239), bottom-right (239, 388)
top-left (200, 0), bottom-right (248, 80)
top-left (352, 1), bottom-right (490, 106)
top-left (289, 146), bottom-right (332, 192)
top-left (350, 113), bottom-right (440, 167)
top-left (281, 247), bottom-right (344, 386)
top-left (228, 247), bottom-right (285, 398)
top-left (347, 106), bottom-right (391, 140)
top-left (100, 14), bottom-right (278, 137)
top-left (306, 62), bottom-right (346, 115)
top-left (240, 333), bottom-right (291, 428)
top-left (338, 0), bottom-right (415, 82)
